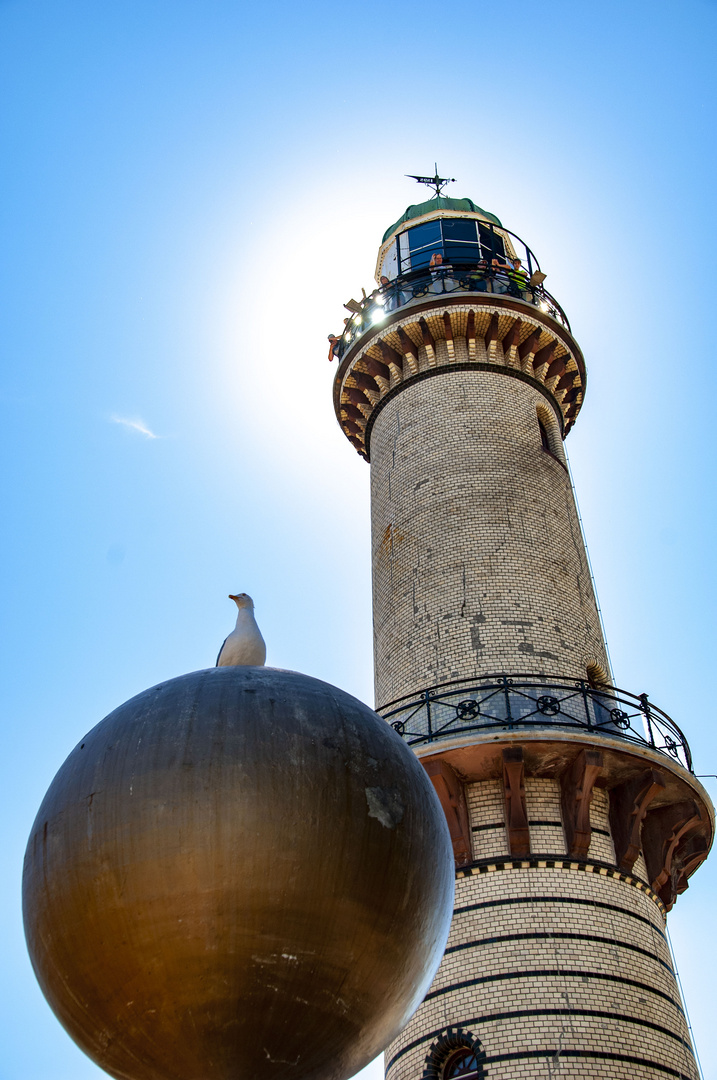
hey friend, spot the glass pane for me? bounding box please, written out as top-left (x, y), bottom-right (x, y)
top-left (410, 246), bottom-right (441, 269)
top-left (442, 219), bottom-right (477, 243)
top-left (478, 224), bottom-right (505, 260)
top-left (445, 1050), bottom-right (480, 1078)
top-left (444, 242), bottom-right (480, 265)
top-left (407, 220), bottom-right (442, 251)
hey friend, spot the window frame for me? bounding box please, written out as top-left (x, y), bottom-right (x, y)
top-left (442, 1047), bottom-right (483, 1080)
top-left (399, 218), bottom-right (506, 273)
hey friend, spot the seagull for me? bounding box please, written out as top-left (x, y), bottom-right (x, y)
top-left (216, 593), bottom-right (267, 667)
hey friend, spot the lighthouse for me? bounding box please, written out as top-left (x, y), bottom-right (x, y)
top-left (332, 179), bottom-right (713, 1080)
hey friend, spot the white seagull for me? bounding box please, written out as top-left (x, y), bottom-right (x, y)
top-left (216, 593), bottom-right (267, 667)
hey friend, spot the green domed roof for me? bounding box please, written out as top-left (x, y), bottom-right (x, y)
top-left (382, 197), bottom-right (502, 243)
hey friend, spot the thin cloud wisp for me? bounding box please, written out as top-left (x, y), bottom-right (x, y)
top-left (111, 415), bottom-right (159, 439)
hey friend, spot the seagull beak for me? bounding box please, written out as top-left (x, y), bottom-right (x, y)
top-left (228, 594), bottom-right (238, 601)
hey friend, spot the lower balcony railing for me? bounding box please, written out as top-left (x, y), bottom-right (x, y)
top-left (377, 673), bottom-right (692, 772)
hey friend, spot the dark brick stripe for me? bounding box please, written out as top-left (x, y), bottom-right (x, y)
top-left (453, 894), bottom-right (665, 936)
top-left (444, 930), bottom-right (672, 971)
top-left (479, 1008), bottom-right (689, 1048)
top-left (387, 1008), bottom-right (692, 1073)
top-left (460, 854), bottom-right (621, 875)
top-left (470, 819), bottom-right (611, 837)
top-left (456, 855), bottom-right (665, 912)
top-left (482, 1049), bottom-right (694, 1078)
top-left (423, 967), bottom-right (682, 1012)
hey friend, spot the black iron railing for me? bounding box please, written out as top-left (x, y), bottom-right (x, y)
top-left (378, 674), bottom-right (692, 772)
top-left (334, 265), bottom-right (569, 361)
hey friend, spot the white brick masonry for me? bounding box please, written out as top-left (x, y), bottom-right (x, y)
top-left (384, 777), bottom-right (699, 1080)
top-left (370, 369), bottom-right (609, 707)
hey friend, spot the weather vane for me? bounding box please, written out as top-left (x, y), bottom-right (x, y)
top-left (406, 164), bottom-right (455, 197)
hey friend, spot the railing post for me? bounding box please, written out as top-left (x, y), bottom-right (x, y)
top-left (425, 688), bottom-right (432, 740)
top-left (640, 693), bottom-right (656, 748)
top-left (503, 674), bottom-right (513, 729)
top-left (579, 678), bottom-right (592, 730)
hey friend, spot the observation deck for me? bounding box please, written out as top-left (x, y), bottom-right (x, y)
top-left (332, 220), bottom-right (585, 459)
top-left (378, 672), bottom-right (713, 910)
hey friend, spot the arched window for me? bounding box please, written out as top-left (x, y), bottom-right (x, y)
top-left (535, 403), bottom-right (566, 466)
top-left (538, 415), bottom-right (551, 453)
top-left (422, 1030), bottom-right (485, 1080)
top-left (443, 1048), bottom-right (483, 1079)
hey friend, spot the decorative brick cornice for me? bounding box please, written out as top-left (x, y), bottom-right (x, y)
top-left (333, 296), bottom-right (586, 459)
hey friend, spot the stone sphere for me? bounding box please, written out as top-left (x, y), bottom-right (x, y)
top-left (23, 667), bottom-right (454, 1080)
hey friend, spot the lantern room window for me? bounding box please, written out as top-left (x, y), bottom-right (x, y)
top-left (478, 222), bottom-right (505, 262)
top-left (406, 220), bottom-right (442, 268)
top-left (399, 218), bottom-right (507, 273)
top-left (442, 218), bottom-right (481, 265)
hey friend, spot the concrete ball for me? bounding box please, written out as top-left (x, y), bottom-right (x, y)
top-left (23, 666), bottom-right (454, 1080)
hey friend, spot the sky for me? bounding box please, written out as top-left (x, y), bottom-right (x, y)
top-left (1, 0), bottom-right (717, 1077)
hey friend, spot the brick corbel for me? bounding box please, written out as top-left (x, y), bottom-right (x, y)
top-left (343, 418), bottom-right (364, 435)
top-left (378, 339), bottom-right (403, 379)
top-left (465, 310), bottom-right (476, 359)
top-left (422, 759), bottom-right (471, 868)
top-left (484, 312), bottom-right (500, 361)
top-left (545, 356), bottom-right (566, 383)
top-left (346, 435), bottom-right (365, 454)
top-left (341, 402), bottom-right (365, 421)
top-left (609, 769), bottom-right (665, 873)
top-left (500, 317), bottom-right (523, 352)
top-left (502, 747), bottom-right (530, 856)
top-left (363, 357), bottom-right (390, 392)
top-left (397, 328), bottom-right (419, 374)
top-left (442, 312), bottom-right (455, 360)
top-left (418, 318), bottom-right (436, 367)
top-left (555, 369), bottom-right (577, 392)
top-left (532, 340), bottom-right (557, 376)
top-left (344, 387), bottom-right (372, 408)
top-left (350, 370), bottom-right (380, 394)
top-left (560, 749), bottom-right (603, 858)
top-left (517, 327), bottom-right (542, 364)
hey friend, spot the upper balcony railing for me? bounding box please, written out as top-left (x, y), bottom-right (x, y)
top-left (377, 673), bottom-right (692, 773)
top-left (335, 265), bottom-right (570, 362)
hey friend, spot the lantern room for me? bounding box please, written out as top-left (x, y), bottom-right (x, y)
top-left (375, 196), bottom-right (536, 280)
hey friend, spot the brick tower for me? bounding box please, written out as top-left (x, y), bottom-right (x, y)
top-left (332, 189), bottom-right (714, 1080)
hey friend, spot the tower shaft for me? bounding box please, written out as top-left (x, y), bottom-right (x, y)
top-left (370, 366), bottom-right (609, 705)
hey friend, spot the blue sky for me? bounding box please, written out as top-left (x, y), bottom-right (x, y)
top-left (2, 1), bottom-right (717, 1077)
